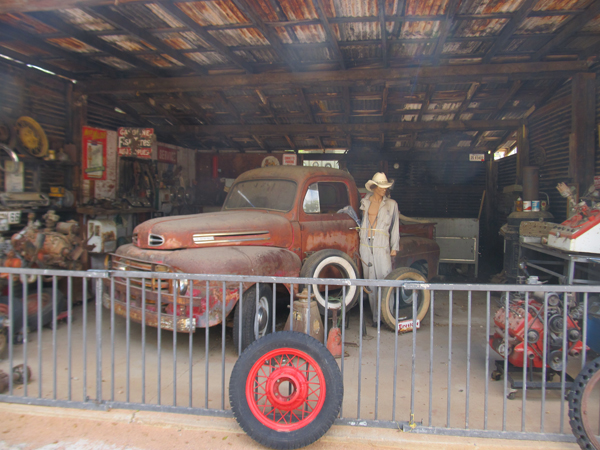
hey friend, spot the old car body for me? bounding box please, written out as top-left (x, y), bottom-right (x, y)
top-left (105, 166), bottom-right (439, 334)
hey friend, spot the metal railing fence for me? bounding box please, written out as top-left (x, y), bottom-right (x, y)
top-left (0, 267), bottom-right (598, 443)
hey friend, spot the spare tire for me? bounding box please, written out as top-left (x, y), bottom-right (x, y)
top-left (300, 249), bottom-right (359, 313)
top-left (380, 267), bottom-right (430, 331)
top-left (229, 331), bottom-right (343, 449)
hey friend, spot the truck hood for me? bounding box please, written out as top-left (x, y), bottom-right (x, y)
top-left (133, 210), bottom-right (293, 250)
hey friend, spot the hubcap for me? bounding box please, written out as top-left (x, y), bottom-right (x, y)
top-left (254, 296), bottom-right (270, 339)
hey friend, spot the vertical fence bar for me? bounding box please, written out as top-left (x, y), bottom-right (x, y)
top-left (272, 282), bottom-right (277, 334)
top-left (189, 281), bottom-right (194, 408)
top-left (428, 290), bottom-right (434, 427)
top-left (560, 293), bottom-right (568, 434)
top-left (411, 289), bottom-right (417, 423)
top-left (522, 292), bottom-right (529, 432)
top-left (141, 277), bottom-right (146, 404)
top-left (582, 293), bottom-right (588, 368)
top-left (324, 285), bottom-right (328, 345)
top-left (340, 286), bottom-right (346, 388)
top-left (541, 293), bottom-right (548, 433)
top-left (502, 290), bottom-right (510, 431)
top-left (157, 281), bottom-right (162, 406)
top-left (95, 275), bottom-right (103, 403)
top-left (289, 286), bottom-right (294, 332)
top-left (52, 277), bottom-right (58, 399)
top-left (22, 279), bottom-right (28, 397)
top-left (8, 275), bottom-right (14, 395)
top-left (125, 278), bottom-right (131, 403)
top-left (392, 287), bottom-right (399, 422)
top-left (357, 287), bottom-right (363, 419)
top-left (37, 275), bottom-right (43, 397)
top-left (205, 281), bottom-right (210, 409)
top-left (110, 278), bottom-right (115, 402)
top-left (238, 282), bottom-right (243, 356)
top-left (222, 281), bottom-right (226, 410)
top-left (484, 291), bottom-right (490, 430)
top-left (82, 277), bottom-right (88, 402)
top-left (306, 284), bottom-right (311, 336)
top-left (465, 290), bottom-right (472, 429)
top-left (446, 291), bottom-right (453, 428)
top-left (173, 288), bottom-right (178, 407)
top-left (67, 276), bottom-right (73, 401)
top-left (375, 287), bottom-right (381, 420)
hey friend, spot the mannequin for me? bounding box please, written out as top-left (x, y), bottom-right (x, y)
top-left (359, 173), bottom-right (400, 324)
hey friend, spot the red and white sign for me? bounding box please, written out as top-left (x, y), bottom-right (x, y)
top-left (157, 145), bottom-right (178, 164)
top-left (82, 126), bottom-right (107, 180)
top-left (282, 154), bottom-right (297, 165)
top-left (469, 153), bottom-right (485, 162)
top-left (398, 319), bottom-right (420, 333)
top-left (118, 127), bottom-right (153, 159)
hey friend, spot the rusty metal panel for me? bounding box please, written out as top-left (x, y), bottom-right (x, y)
top-left (533, 0), bottom-right (591, 11)
top-left (337, 22), bottom-right (381, 41)
top-left (110, 3), bottom-right (176, 29)
top-left (100, 34), bottom-right (156, 52)
top-left (442, 40), bottom-right (487, 55)
top-left (287, 25), bottom-right (326, 43)
top-left (323, 0), bottom-right (378, 17)
top-left (136, 53), bottom-right (179, 67)
top-left (0, 13), bottom-right (57, 34)
top-left (459, 0), bottom-right (526, 14)
top-left (581, 13), bottom-right (600, 31)
top-left (517, 15), bottom-right (570, 34)
top-left (232, 48), bottom-right (280, 63)
top-left (56, 8), bottom-right (114, 32)
top-left (46, 37), bottom-right (100, 53)
top-left (400, 21), bottom-right (441, 39)
top-left (406, 0), bottom-right (448, 15)
top-left (208, 28), bottom-right (269, 46)
top-left (177, 1), bottom-right (251, 26)
top-left (93, 55), bottom-right (135, 70)
top-left (453, 19), bottom-right (508, 37)
top-left (144, 3), bottom-right (185, 28)
top-left (186, 51), bottom-right (229, 65)
top-left (157, 31), bottom-right (208, 50)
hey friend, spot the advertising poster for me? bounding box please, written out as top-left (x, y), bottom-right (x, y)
top-left (118, 127), bottom-right (154, 158)
top-left (82, 126), bottom-right (107, 180)
top-left (157, 145), bottom-right (178, 164)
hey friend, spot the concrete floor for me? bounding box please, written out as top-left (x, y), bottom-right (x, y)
top-left (0, 289), bottom-right (586, 441)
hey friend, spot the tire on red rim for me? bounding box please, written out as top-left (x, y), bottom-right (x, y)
top-left (229, 331), bottom-right (343, 449)
top-left (569, 356), bottom-right (600, 450)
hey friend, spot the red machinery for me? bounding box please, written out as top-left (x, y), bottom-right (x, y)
top-left (490, 289), bottom-right (585, 372)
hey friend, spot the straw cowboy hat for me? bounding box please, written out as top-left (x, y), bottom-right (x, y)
top-left (365, 172), bottom-right (394, 192)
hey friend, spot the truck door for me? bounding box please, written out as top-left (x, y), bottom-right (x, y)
top-left (299, 180), bottom-right (360, 262)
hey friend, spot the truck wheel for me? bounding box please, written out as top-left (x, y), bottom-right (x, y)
top-left (229, 331), bottom-right (343, 449)
top-left (569, 357), bottom-right (600, 450)
top-left (233, 284), bottom-right (273, 354)
top-left (380, 267), bottom-right (430, 331)
top-left (300, 249), bottom-right (358, 314)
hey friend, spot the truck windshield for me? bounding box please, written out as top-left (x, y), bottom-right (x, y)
top-left (223, 179), bottom-right (297, 212)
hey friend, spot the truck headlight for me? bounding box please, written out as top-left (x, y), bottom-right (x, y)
top-left (173, 279), bottom-right (189, 296)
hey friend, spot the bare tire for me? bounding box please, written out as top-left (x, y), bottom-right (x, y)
top-left (229, 331), bottom-right (343, 449)
top-left (569, 357), bottom-right (600, 450)
top-left (380, 267), bottom-right (430, 331)
top-left (300, 250), bottom-right (358, 313)
top-left (233, 284), bottom-right (273, 354)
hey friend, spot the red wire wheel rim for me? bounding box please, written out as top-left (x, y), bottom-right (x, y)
top-left (245, 347), bottom-right (327, 432)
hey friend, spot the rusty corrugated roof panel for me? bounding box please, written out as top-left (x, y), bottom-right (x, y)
top-left (321, 0), bottom-right (377, 18)
top-left (454, 19), bottom-right (508, 37)
top-left (208, 28), bottom-right (269, 46)
top-left (94, 55), bottom-right (135, 70)
top-left (564, 35), bottom-right (600, 49)
top-left (581, 13), bottom-right (600, 31)
top-left (406, 0), bottom-right (448, 15)
top-left (137, 53), bottom-right (179, 67)
top-left (400, 21), bottom-right (441, 38)
top-left (335, 22), bottom-right (381, 41)
top-left (0, 41), bottom-right (49, 57)
top-left (186, 51), bottom-right (229, 65)
top-left (109, 4), bottom-right (173, 29)
top-left (158, 31), bottom-right (207, 49)
top-left (232, 48), bottom-right (280, 62)
top-left (0, 13), bottom-right (57, 34)
top-left (177, 1), bottom-right (249, 26)
top-left (56, 9), bottom-right (114, 32)
top-left (533, 0), bottom-right (591, 11)
top-left (517, 15), bottom-right (570, 34)
top-left (390, 42), bottom-right (435, 57)
top-left (47, 37), bottom-right (100, 53)
top-left (442, 41), bottom-right (485, 55)
top-left (278, 0), bottom-right (318, 20)
top-left (144, 4), bottom-right (184, 28)
top-left (100, 35), bottom-right (157, 52)
top-left (460, 0), bottom-right (525, 14)
top-left (286, 25), bottom-right (326, 43)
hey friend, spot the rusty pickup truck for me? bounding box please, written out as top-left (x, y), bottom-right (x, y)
top-left (105, 166), bottom-right (439, 348)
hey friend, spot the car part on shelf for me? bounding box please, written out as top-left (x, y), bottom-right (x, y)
top-left (15, 116), bottom-right (48, 158)
top-left (229, 331), bottom-right (343, 450)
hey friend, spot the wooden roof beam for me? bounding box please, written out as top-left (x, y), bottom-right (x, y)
top-left (311, 0), bottom-right (346, 70)
top-left (217, 91), bottom-right (244, 124)
top-left (89, 5), bottom-right (207, 75)
top-left (493, 80), bottom-right (522, 119)
top-left (141, 94), bottom-right (182, 126)
top-left (80, 61), bottom-right (590, 95)
top-left (27, 11), bottom-right (166, 77)
top-left (165, 120), bottom-right (521, 135)
top-left (417, 85), bottom-right (435, 122)
top-left (157, 1), bottom-right (254, 74)
top-left (431, 0), bottom-right (461, 65)
top-left (454, 82), bottom-right (480, 119)
top-left (298, 89), bottom-right (315, 123)
top-left (285, 136), bottom-right (297, 152)
top-left (0, 45), bottom-right (79, 79)
top-left (377, 0), bottom-right (388, 68)
top-left (533, 1), bottom-right (600, 61)
top-left (482, 0), bottom-right (537, 64)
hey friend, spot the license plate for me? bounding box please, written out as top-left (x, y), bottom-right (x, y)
top-left (398, 319), bottom-right (420, 332)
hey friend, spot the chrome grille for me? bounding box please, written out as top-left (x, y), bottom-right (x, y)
top-left (148, 234), bottom-right (165, 247)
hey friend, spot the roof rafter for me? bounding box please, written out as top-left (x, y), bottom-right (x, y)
top-left (311, 0), bottom-right (345, 70)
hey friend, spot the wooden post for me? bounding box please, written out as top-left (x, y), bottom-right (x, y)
top-left (516, 122), bottom-right (529, 185)
top-left (70, 90), bottom-right (87, 204)
top-left (570, 72), bottom-right (596, 189)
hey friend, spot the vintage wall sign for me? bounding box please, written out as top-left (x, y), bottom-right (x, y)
top-left (157, 145), bottom-right (178, 164)
top-left (118, 127), bottom-right (154, 158)
top-left (82, 126), bottom-right (107, 180)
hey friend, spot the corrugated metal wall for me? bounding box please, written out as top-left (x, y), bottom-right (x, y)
top-left (0, 62), bottom-right (70, 145)
top-left (348, 159), bottom-right (485, 218)
top-left (528, 82), bottom-right (572, 223)
top-left (495, 154), bottom-right (517, 226)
